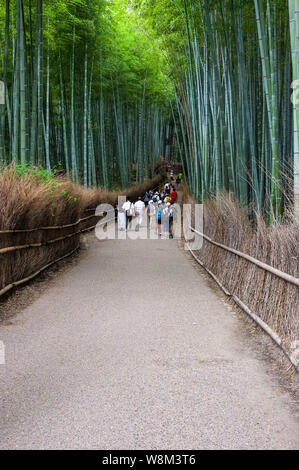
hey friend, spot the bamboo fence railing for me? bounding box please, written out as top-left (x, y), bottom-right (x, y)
top-left (187, 227), bottom-right (299, 372)
top-left (0, 209), bottom-right (115, 297)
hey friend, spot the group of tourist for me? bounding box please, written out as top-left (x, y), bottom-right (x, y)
top-left (117, 176), bottom-right (182, 238)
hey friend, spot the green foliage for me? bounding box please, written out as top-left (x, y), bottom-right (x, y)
top-left (1, 0), bottom-right (294, 220)
top-left (8, 164), bottom-right (55, 182)
top-left (0, 0), bottom-right (174, 188)
top-left (1, 164), bottom-right (80, 218)
top-left (108, 2), bottom-right (167, 105)
top-left (8, 163), bottom-right (65, 183)
top-left (134, 0), bottom-right (294, 219)
top-left (5, 0), bottom-right (170, 106)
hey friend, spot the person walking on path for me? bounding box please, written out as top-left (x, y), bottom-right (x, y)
top-left (117, 204), bottom-right (126, 231)
top-left (147, 200), bottom-right (156, 232)
top-left (171, 187), bottom-right (178, 202)
top-left (134, 197), bottom-right (145, 231)
top-left (152, 192), bottom-right (159, 203)
top-left (169, 203), bottom-right (175, 238)
top-left (162, 202), bottom-right (171, 238)
top-left (144, 191), bottom-right (151, 206)
top-left (122, 197), bottom-right (134, 230)
top-left (156, 202), bottom-right (163, 237)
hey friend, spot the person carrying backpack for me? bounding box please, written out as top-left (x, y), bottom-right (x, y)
top-left (156, 202), bottom-right (163, 237)
top-left (152, 192), bottom-right (159, 203)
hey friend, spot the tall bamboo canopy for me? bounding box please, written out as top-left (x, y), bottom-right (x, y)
top-left (133, 0), bottom-right (298, 220)
top-left (0, 0), bottom-right (298, 220)
top-left (0, 0), bottom-right (176, 189)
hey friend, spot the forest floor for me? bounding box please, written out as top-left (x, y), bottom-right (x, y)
top-left (0, 223), bottom-right (298, 450)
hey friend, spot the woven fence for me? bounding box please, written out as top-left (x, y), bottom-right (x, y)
top-left (183, 189), bottom-right (299, 352)
top-left (0, 173), bottom-right (163, 297)
top-left (0, 211), bottom-right (105, 296)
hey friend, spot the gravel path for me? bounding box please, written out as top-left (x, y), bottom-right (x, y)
top-left (0, 233), bottom-right (298, 449)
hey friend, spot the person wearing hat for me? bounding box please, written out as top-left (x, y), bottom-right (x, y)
top-left (152, 192), bottom-right (159, 203)
top-left (162, 202), bottom-right (171, 238)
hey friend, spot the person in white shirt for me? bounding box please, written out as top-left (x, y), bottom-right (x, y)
top-left (134, 197), bottom-right (145, 231)
top-left (147, 200), bottom-right (156, 230)
top-left (117, 204), bottom-right (126, 231)
top-left (162, 202), bottom-right (171, 238)
top-left (122, 197), bottom-right (134, 230)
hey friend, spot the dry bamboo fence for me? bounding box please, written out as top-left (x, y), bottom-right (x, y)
top-left (183, 190), bottom-right (299, 370)
top-left (187, 231), bottom-right (299, 372)
top-left (0, 173), bottom-right (163, 298)
top-left (0, 210), bottom-right (114, 297)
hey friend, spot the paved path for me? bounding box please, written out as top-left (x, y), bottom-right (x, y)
top-left (0, 233), bottom-right (298, 449)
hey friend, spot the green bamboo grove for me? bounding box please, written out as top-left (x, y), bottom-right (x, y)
top-left (173, 0), bottom-right (296, 219)
top-left (1, 0), bottom-right (299, 219)
top-left (289, 0), bottom-right (299, 216)
top-left (134, 0), bottom-right (299, 220)
top-left (0, 0), bottom-right (176, 189)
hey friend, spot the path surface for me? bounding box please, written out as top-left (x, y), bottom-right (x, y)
top-left (0, 232), bottom-right (298, 449)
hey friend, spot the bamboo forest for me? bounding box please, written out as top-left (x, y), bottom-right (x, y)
top-left (0, 0), bottom-right (298, 220)
top-left (1, 1), bottom-right (299, 452)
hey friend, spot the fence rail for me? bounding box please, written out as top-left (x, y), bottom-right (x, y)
top-left (0, 210), bottom-right (115, 254)
top-left (190, 226), bottom-right (299, 287)
top-left (187, 232), bottom-right (299, 373)
top-left (0, 209), bottom-right (115, 234)
top-left (0, 213), bottom-right (115, 298)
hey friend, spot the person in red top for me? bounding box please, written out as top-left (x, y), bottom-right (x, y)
top-left (171, 187), bottom-right (178, 202)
